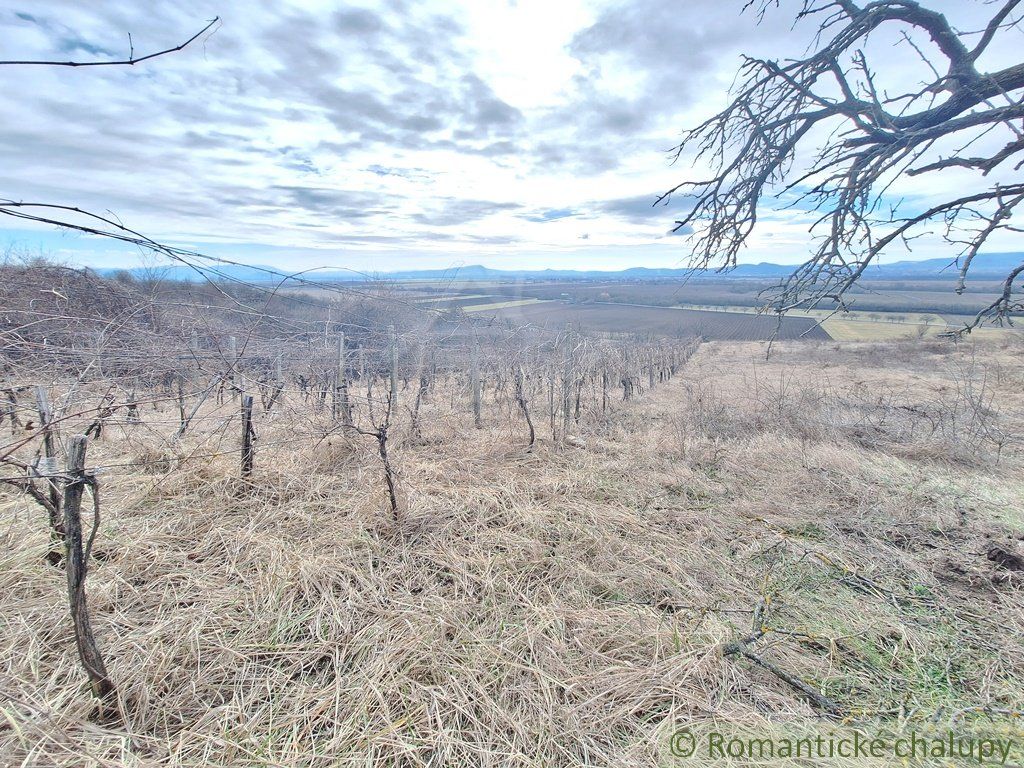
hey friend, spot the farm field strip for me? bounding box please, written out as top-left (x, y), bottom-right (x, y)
top-left (669, 303), bottom-right (1022, 341)
top-left (409, 279), bottom-right (1013, 318)
top-left (413, 293), bottom-right (495, 303)
top-left (391, 286), bottom-right (1022, 342)
top-left (463, 298), bottom-right (548, 312)
top-left (674, 303), bottom-right (952, 326)
top-left (821, 318), bottom-right (943, 341)
top-left (484, 300), bottom-right (829, 340)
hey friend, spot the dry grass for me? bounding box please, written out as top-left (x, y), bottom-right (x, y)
top-left (819, 317), bottom-right (941, 341)
top-left (2, 338), bottom-right (1023, 766)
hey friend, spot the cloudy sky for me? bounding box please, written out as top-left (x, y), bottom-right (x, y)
top-left (0, 0), bottom-right (1017, 272)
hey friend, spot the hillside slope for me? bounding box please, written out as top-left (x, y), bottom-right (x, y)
top-left (2, 339), bottom-right (1023, 766)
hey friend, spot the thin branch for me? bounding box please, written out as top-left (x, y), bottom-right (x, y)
top-left (0, 18), bottom-right (219, 67)
top-left (662, 0), bottom-right (1024, 324)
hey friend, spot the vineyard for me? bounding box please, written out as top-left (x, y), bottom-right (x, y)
top-left (2, 261), bottom-right (1024, 766)
top-left (4, 0), bottom-right (1024, 762)
top-left (0, 262), bottom-right (704, 754)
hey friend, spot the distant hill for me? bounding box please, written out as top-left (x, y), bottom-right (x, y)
top-left (99, 252), bottom-right (1022, 283)
top-left (865, 252), bottom-right (1023, 278)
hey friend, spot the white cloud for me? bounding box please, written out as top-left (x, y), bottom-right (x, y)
top-left (0, 0), bottom-right (1014, 271)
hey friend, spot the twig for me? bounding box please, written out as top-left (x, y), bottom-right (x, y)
top-left (0, 18), bottom-right (219, 67)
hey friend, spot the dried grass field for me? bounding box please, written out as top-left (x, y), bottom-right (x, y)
top-left (5, 0), bottom-right (1024, 763)
top-left (2, 335), bottom-right (1024, 766)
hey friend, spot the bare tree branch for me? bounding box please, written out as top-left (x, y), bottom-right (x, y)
top-left (0, 18), bottom-right (219, 68)
top-left (665, 0), bottom-right (1024, 333)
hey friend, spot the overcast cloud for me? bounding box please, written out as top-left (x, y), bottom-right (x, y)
top-left (0, 0), bottom-right (1018, 271)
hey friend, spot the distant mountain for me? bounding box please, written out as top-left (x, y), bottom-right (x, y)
top-left (726, 262), bottom-right (794, 277)
top-left (866, 252), bottom-right (1023, 278)
top-left (98, 252), bottom-right (1022, 283)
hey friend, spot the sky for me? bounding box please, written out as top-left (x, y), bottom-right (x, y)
top-left (0, 0), bottom-right (1019, 273)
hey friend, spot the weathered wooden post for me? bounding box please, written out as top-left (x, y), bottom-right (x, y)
top-left (35, 386), bottom-right (63, 536)
top-left (561, 324), bottom-right (573, 440)
top-left (227, 335), bottom-right (239, 401)
top-left (332, 334), bottom-right (342, 420)
top-left (622, 347), bottom-right (632, 401)
top-left (548, 368), bottom-right (556, 439)
top-left (471, 337), bottom-right (482, 428)
top-left (263, 352), bottom-right (284, 413)
top-left (175, 377), bottom-right (186, 431)
top-left (388, 325), bottom-right (399, 410)
top-left (63, 435), bottom-right (114, 700)
top-left (93, 332), bottom-right (104, 379)
top-left (3, 388), bottom-right (21, 434)
top-left (240, 394), bottom-right (255, 477)
top-left (126, 390), bottom-right (140, 424)
top-left (335, 332), bottom-right (351, 425)
top-left (601, 366), bottom-right (609, 414)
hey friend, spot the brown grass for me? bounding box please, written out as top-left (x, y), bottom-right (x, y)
top-left (1, 338), bottom-right (1023, 766)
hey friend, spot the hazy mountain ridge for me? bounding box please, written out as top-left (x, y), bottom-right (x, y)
top-left (99, 252), bottom-right (1023, 283)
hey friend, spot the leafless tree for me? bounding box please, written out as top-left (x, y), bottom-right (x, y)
top-left (661, 0), bottom-right (1024, 333)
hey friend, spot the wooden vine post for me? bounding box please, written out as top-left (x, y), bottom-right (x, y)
top-left (228, 335), bottom-right (239, 400)
top-left (561, 324), bottom-right (573, 441)
top-left (601, 364), bottom-right (609, 414)
top-left (93, 332), bottom-right (104, 379)
top-left (471, 336), bottom-right (482, 428)
top-left (335, 332), bottom-right (351, 425)
top-left (241, 394), bottom-right (255, 477)
top-left (34, 386), bottom-right (63, 537)
top-left (388, 325), bottom-right (399, 410)
top-left (63, 435), bottom-right (114, 700)
top-left (3, 388), bottom-right (21, 434)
